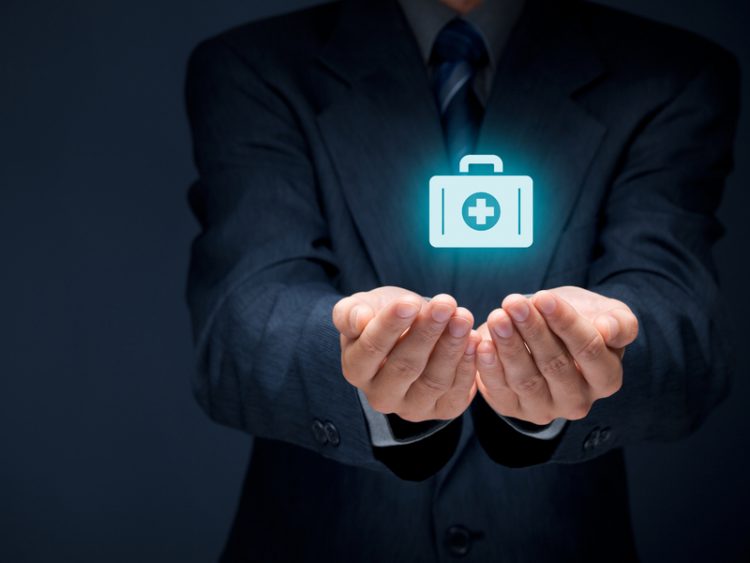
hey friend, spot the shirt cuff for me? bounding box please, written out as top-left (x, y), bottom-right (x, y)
top-left (498, 415), bottom-right (568, 440)
top-left (357, 389), bottom-right (454, 447)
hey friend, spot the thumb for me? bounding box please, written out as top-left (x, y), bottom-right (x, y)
top-left (333, 296), bottom-right (375, 339)
top-left (594, 308), bottom-right (639, 349)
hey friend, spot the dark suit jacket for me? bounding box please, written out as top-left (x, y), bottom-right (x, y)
top-left (185, 0), bottom-right (739, 561)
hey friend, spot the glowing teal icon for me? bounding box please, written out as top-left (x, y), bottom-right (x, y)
top-left (462, 192), bottom-right (501, 231)
top-left (429, 154), bottom-right (533, 248)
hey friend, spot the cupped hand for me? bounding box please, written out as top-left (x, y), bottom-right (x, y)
top-left (475, 287), bottom-right (638, 425)
top-left (332, 286), bottom-right (481, 422)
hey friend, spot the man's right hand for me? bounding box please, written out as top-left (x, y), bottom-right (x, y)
top-left (332, 287), bottom-right (480, 422)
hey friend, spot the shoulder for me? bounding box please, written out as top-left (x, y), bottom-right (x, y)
top-left (187, 2), bottom-right (341, 78)
top-left (579, 1), bottom-right (739, 87)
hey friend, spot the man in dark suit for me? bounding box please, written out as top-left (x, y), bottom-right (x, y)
top-left (185, 0), bottom-right (739, 560)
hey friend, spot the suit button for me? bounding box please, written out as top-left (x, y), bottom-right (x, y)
top-left (312, 419), bottom-right (328, 445)
top-left (324, 421), bottom-right (340, 446)
top-left (445, 525), bottom-right (473, 557)
top-left (583, 426), bottom-right (613, 451)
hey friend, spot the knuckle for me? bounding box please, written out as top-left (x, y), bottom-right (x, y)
top-left (383, 315), bottom-right (409, 334)
top-left (450, 345), bottom-right (470, 362)
top-left (554, 309), bottom-right (577, 333)
top-left (496, 339), bottom-right (526, 359)
top-left (418, 321), bottom-right (447, 341)
top-left (522, 317), bottom-right (547, 341)
top-left (438, 337), bottom-right (467, 358)
top-left (458, 353), bottom-right (474, 373)
top-left (416, 371), bottom-right (451, 394)
top-left (387, 356), bottom-right (423, 380)
top-left (358, 332), bottom-right (388, 357)
top-left (575, 332), bottom-right (606, 363)
top-left (510, 374), bottom-right (545, 396)
top-left (537, 352), bottom-right (573, 380)
top-left (366, 392), bottom-right (396, 414)
top-left (452, 374), bottom-right (475, 393)
top-left (480, 370), bottom-right (507, 392)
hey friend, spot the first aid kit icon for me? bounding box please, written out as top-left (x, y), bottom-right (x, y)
top-left (429, 154), bottom-right (533, 248)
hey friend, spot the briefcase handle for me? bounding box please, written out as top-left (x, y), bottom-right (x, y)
top-left (459, 154), bottom-right (504, 174)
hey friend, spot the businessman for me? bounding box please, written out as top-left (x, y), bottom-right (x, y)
top-left (185, 0), bottom-right (739, 560)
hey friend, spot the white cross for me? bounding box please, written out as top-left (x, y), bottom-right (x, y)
top-left (468, 198), bottom-right (495, 225)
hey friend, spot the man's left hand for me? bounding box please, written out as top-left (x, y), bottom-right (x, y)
top-left (475, 287), bottom-right (638, 425)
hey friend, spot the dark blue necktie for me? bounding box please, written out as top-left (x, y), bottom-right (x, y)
top-left (431, 18), bottom-right (489, 170)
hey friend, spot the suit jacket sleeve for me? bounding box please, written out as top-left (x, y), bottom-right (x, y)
top-left (184, 37), bottom-right (459, 479)
top-left (475, 48), bottom-right (740, 467)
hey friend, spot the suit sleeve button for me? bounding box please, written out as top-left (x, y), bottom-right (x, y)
top-left (312, 419), bottom-right (328, 445)
top-left (583, 426), bottom-right (613, 451)
top-left (583, 427), bottom-right (599, 450)
top-left (445, 525), bottom-right (474, 557)
top-left (324, 421), bottom-right (340, 446)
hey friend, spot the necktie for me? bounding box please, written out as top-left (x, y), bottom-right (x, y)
top-left (431, 18), bottom-right (489, 170)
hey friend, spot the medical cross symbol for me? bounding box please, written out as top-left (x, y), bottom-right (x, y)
top-left (468, 198), bottom-right (495, 225)
top-left (461, 191), bottom-right (501, 231)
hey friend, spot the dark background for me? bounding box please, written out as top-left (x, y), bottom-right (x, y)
top-left (1, 0), bottom-right (748, 561)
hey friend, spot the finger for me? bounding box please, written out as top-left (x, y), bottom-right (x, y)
top-left (453, 330), bottom-right (482, 394)
top-left (488, 304), bottom-right (554, 424)
top-left (475, 337), bottom-right (521, 417)
top-left (404, 307), bottom-right (473, 412)
top-left (332, 293), bottom-right (375, 339)
top-left (370, 294), bottom-right (456, 405)
top-left (593, 308), bottom-right (639, 349)
top-left (532, 290), bottom-right (622, 397)
top-left (341, 296), bottom-right (422, 388)
top-left (435, 330), bottom-right (482, 419)
top-left (504, 293), bottom-right (591, 419)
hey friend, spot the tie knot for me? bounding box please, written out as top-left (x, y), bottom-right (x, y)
top-left (431, 18), bottom-right (489, 68)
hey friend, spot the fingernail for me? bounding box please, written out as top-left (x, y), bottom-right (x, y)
top-left (464, 339), bottom-right (478, 355)
top-left (478, 350), bottom-right (495, 365)
top-left (535, 292), bottom-right (556, 315)
top-left (448, 317), bottom-right (470, 338)
top-left (431, 304), bottom-right (453, 323)
top-left (606, 315), bottom-right (619, 340)
top-left (396, 301), bottom-right (419, 318)
top-left (492, 318), bottom-right (513, 339)
top-left (507, 300), bottom-right (530, 322)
